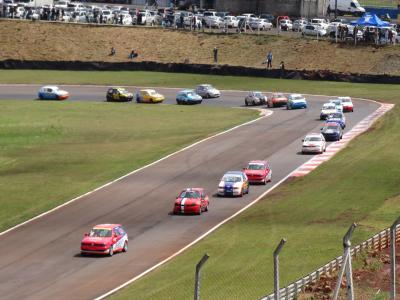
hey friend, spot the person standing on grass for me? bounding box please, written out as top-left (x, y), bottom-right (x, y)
top-left (266, 51), bottom-right (273, 69)
top-left (213, 47), bottom-right (218, 64)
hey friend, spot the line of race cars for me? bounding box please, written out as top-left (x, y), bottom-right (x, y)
top-left (37, 84), bottom-right (221, 104)
top-left (36, 84), bottom-right (353, 256)
top-left (302, 97), bottom-right (354, 154)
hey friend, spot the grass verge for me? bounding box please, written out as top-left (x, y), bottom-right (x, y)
top-left (0, 101), bottom-right (257, 231)
top-left (0, 70), bottom-right (399, 103)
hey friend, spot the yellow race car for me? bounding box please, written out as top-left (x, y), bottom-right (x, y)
top-left (106, 87), bottom-right (133, 102)
top-left (136, 89), bottom-right (165, 103)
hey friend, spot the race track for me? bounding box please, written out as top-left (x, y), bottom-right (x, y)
top-left (0, 85), bottom-right (379, 299)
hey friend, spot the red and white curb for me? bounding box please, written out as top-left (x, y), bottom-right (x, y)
top-left (291, 103), bottom-right (394, 177)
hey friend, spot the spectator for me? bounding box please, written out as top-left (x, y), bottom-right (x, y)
top-left (129, 49), bottom-right (138, 59)
top-left (110, 47), bottom-right (116, 56)
top-left (266, 51), bottom-right (273, 69)
top-left (213, 47), bottom-right (218, 63)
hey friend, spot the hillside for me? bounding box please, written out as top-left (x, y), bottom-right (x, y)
top-left (1, 19), bottom-right (400, 75)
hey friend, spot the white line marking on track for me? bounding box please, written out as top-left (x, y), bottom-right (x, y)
top-left (0, 109), bottom-right (273, 237)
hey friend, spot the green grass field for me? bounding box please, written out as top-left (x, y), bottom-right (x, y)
top-left (1, 70), bottom-right (400, 103)
top-left (1, 70), bottom-right (400, 299)
top-left (0, 101), bottom-right (257, 231)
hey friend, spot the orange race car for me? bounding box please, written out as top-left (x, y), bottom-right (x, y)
top-left (267, 93), bottom-right (288, 108)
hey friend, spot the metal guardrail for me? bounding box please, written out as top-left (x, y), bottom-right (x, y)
top-left (261, 224), bottom-right (400, 300)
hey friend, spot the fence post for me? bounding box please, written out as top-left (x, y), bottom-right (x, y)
top-left (194, 254), bottom-right (209, 300)
top-left (274, 238), bottom-right (287, 300)
top-left (390, 217), bottom-right (400, 300)
top-left (333, 223), bottom-right (357, 300)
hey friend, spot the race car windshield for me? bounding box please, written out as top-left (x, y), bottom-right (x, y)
top-left (248, 164), bottom-right (264, 170)
top-left (275, 93), bottom-right (284, 98)
top-left (254, 92), bottom-right (263, 97)
top-left (89, 229), bottom-right (112, 237)
top-left (223, 176), bottom-right (241, 182)
top-left (305, 137), bottom-right (321, 142)
top-left (323, 105), bottom-right (336, 110)
top-left (324, 125), bottom-right (339, 130)
top-left (292, 96), bottom-right (303, 100)
top-left (179, 191), bottom-right (200, 198)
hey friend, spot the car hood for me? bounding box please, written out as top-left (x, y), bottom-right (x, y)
top-left (219, 181), bottom-right (241, 187)
top-left (291, 99), bottom-right (306, 103)
top-left (244, 170), bottom-right (265, 176)
top-left (321, 109), bottom-right (337, 114)
top-left (303, 141), bottom-right (322, 146)
top-left (175, 198), bottom-right (200, 205)
top-left (82, 236), bottom-right (111, 244)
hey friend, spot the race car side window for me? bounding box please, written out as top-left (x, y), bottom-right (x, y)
top-left (114, 228), bottom-right (120, 236)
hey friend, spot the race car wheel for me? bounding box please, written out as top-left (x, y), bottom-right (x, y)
top-left (207, 93), bottom-right (210, 98)
top-left (263, 177), bottom-right (267, 185)
top-left (108, 246), bottom-right (114, 257)
top-left (122, 241), bottom-right (128, 252)
top-left (245, 100), bottom-right (248, 106)
top-left (205, 204), bottom-right (209, 212)
top-left (197, 207), bottom-right (202, 215)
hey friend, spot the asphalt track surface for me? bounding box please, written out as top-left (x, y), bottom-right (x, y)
top-left (0, 85), bottom-right (379, 300)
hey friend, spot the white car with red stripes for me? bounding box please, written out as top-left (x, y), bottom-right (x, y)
top-left (302, 133), bottom-right (326, 154)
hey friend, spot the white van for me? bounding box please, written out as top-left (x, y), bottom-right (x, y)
top-left (328, 0), bottom-right (366, 16)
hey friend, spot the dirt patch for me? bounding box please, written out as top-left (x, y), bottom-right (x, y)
top-left (1, 19), bottom-right (400, 75)
top-left (299, 245), bottom-right (400, 299)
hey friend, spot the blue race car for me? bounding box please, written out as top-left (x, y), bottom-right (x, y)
top-left (321, 122), bottom-right (343, 141)
top-left (326, 112), bottom-right (346, 129)
top-left (176, 90), bottom-right (202, 105)
top-left (287, 94), bottom-right (307, 109)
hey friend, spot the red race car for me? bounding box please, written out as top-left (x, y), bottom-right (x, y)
top-left (173, 188), bottom-right (209, 215)
top-left (267, 93), bottom-right (288, 108)
top-left (243, 160), bottom-right (272, 185)
top-left (80, 224), bottom-right (128, 256)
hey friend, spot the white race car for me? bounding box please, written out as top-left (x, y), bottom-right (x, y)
top-left (320, 103), bottom-right (338, 120)
top-left (195, 84), bottom-right (221, 98)
top-left (38, 86), bottom-right (69, 100)
top-left (329, 99), bottom-right (344, 112)
top-left (218, 171), bottom-right (249, 197)
top-left (302, 133), bottom-right (326, 154)
top-left (338, 97), bottom-right (354, 112)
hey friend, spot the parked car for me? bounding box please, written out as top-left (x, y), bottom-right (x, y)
top-left (302, 133), bottom-right (327, 154)
top-left (310, 18), bottom-right (330, 30)
top-left (176, 90), bottom-right (202, 105)
top-left (249, 18), bottom-right (273, 30)
top-left (302, 24), bottom-right (327, 36)
top-left (243, 160), bottom-right (272, 185)
top-left (38, 86), bottom-right (69, 100)
top-left (293, 19), bottom-right (308, 31)
top-left (136, 89), bottom-right (164, 103)
top-left (280, 19), bottom-right (293, 31)
top-left (267, 93), bottom-right (288, 108)
top-left (287, 94), bottom-right (307, 109)
top-left (173, 188), bottom-right (209, 215)
top-left (218, 171), bottom-right (249, 197)
top-left (195, 84), bottom-right (220, 98)
top-left (320, 102), bottom-right (338, 120)
top-left (321, 122), bottom-right (343, 141)
top-left (80, 224), bottom-right (128, 256)
top-left (223, 15), bottom-right (239, 28)
top-left (106, 87), bottom-right (133, 102)
top-left (338, 96), bottom-right (354, 112)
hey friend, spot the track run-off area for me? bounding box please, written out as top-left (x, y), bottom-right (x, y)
top-left (0, 84), bottom-right (391, 300)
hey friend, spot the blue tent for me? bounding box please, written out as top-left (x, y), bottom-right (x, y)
top-left (351, 13), bottom-right (390, 27)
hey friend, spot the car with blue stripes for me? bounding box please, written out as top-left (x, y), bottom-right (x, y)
top-left (218, 171), bottom-right (249, 197)
top-left (287, 94), bottom-right (307, 109)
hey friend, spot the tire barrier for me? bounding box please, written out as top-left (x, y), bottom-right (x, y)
top-left (1, 59), bottom-right (400, 84)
